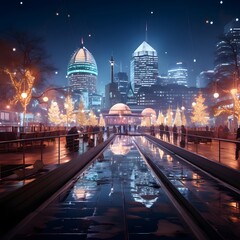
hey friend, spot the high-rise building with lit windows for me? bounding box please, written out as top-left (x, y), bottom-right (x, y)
top-left (168, 62), bottom-right (188, 87)
top-left (214, 18), bottom-right (240, 80)
top-left (67, 41), bottom-right (98, 94)
top-left (130, 41), bottom-right (158, 94)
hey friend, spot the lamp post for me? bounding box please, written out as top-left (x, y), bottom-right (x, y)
top-left (21, 92), bottom-right (27, 126)
top-left (231, 88), bottom-right (238, 132)
top-left (42, 96), bottom-right (49, 126)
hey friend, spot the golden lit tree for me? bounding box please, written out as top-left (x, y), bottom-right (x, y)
top-left (156, 111), bottom-right (165, 125)
top-left (191, 92), bottom-right (209, 126)
top-left (76, 99), bottom-right (88, 126)
top-left (98, 114), bottom-right (106, 127)
top-left (61, 95), bottom-right (75, 126)
top-left (48, 101), bottom-right (62, 125)
top-left (214, 89), bottom-right (240, 129)
top-left (173, 107), bottom-right (182, 127)
top-left (88, 109), bottom-right (98, 125)
top-left (4, 69), bottom-right (35, 125)
top-left (166, 107), bottom-right (173, 126)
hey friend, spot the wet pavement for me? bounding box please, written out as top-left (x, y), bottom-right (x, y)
top-left (134, 136), bottom-right (240, 239)
top-left (8, 135), bottom-right (197, 240)
top-left (1, 134), bottom-right (240, 239)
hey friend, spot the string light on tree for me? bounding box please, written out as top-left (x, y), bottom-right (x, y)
top-left (48, 101), bottom-right (61, 125)
top-left (191, 92), bottom-right (209, 126)
top-left (5, 69), bottom-right (35, 126)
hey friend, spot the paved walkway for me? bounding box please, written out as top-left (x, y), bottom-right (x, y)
top-left (154, 132), bottom-right (240, 171)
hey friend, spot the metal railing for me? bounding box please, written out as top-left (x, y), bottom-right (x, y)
top-left (0, 129), bottom-right (112, 180)
top-left (147, 129), bottom-right (240, 171)
top-left (0, 127), bottom-right (239, 181)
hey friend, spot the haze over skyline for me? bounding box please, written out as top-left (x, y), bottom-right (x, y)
top-left (1, 0), bottom-right (240, 94)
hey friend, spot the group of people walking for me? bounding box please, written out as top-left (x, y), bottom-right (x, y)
top-left (150, 123), bottom-right (187, 147)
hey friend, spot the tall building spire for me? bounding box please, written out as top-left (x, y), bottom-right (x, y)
top-left (110, 56), bottom-right (114, 83)
top-left (81, 37), bottom-right (84, 47)
top-left (145, 21), bottom-right (148, 42)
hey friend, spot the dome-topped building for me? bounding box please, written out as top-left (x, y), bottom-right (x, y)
top-left (109, 103), bottom-right (132, 115)
top-left (104, 103), bottom-right (142, 126)
top-left (67, 40), bottom-right (98, 93)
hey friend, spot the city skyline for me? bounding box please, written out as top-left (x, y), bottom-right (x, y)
top-left (1, 0), bottom-right (240, 94)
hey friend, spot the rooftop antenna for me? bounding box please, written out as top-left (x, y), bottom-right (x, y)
top-left (81, 37), bottom-right (84, 47)
top-left (110, 56), bottom-right (114, 83)
top-left (145, 21), bottom-right (148, 42)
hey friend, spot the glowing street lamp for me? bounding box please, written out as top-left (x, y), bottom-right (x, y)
top-left (42, 96), bottom-right (49, 126)
top-left (43, 96), bottom-right (48, 103)
top-left (213, 92), bottom-right (219, 99)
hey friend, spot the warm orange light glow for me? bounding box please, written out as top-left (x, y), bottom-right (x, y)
top-left (21, 92), bottom-right (27, 99)
top-left (231, 88), bottom-right (237, 95)
top-left (43, 96), bottom-right (48, 102)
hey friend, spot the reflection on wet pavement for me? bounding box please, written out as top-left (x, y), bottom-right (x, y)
top-left (134, 136), bottom-right (240, 239)
top-left (12, 135), bottom-right (195, 239)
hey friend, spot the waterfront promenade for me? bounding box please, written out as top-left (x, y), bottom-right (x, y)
top-left (0, 131), bottom-right (240, 196)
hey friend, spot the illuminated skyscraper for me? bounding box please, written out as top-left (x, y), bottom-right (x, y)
top-left (214, 18), bottom-right (240, 81)
top-left (67, 40), bottom-right (98, 94)
top-left (168, 62), bottom-right (188, 86)
top-left (130, 41), bottom-right (158, 94)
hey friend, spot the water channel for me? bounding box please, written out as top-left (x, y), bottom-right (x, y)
top-left (8, 135), bottom-right (240, 240)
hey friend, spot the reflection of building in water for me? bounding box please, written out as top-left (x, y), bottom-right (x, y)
top-left (110, 135), bottom-right (133, 155)
top-left (130, 165), bottom-right (160, 208)
top-left (72, 172), bottom-right (98, 200)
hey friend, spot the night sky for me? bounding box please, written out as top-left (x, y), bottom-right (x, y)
top-left (1, 0), bottom-right (240, 94)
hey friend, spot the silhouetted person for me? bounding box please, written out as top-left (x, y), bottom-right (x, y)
top-left (159, 123), bottom-right (164, 140)
top-left (180, 125), bottom-right (186, 148)
top-left (165, 125), bottom-right (170, 142)
top-left (172, 124), bottom-right (178, 144)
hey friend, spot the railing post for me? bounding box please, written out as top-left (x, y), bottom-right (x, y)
top-left (58, 136), bottom-right (60, 165)
top-left (218, 139), bottom-right (221, 163)
top-left (22, 140), bottom-right (26, 179)
top-left (40, 139), bottom-right (43, 162)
